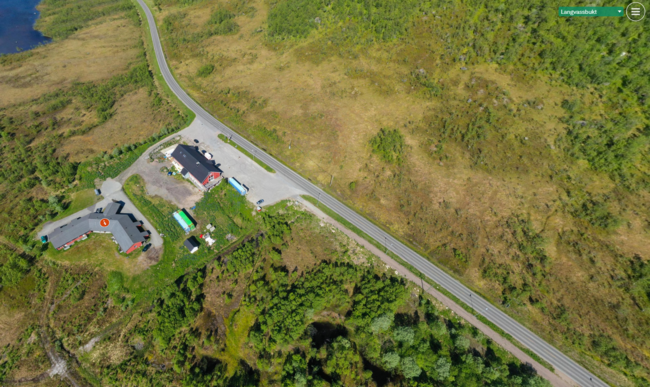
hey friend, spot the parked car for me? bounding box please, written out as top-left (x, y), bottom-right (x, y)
top-left (194, 139), bottom-right (200, 144)
top-left (40, 235), bottom-right (48, 244)
top-left (256, 199), bottom-right (264, 206)
top-left (142, 243), bottom-right (152, 252)
top-left (96, 208), bottom-right (102, 213)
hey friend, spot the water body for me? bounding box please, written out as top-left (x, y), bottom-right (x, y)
top-left (0, 0), bottom-right (51, 55)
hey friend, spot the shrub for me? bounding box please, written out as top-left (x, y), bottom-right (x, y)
top-left (369, 128), bottom-right (407, 165)
top-left (196, 64), bottom-right (215, 78)
top-left (207, 9), bottom-right (239, 35)
top-left (267, 0), bottom-right (324, 39)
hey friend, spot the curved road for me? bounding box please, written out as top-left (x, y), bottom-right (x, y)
top-left (136, 1), bottom-right (606, 385)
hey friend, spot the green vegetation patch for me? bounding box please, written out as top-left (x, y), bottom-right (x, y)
top-left (196, 64), bottom-right (215, 78)
top-left (38, 0), bottom-right (138, 40)
top-left (91, 205), bottom-right (550, 386)
top-left (369, 128), bottom-right (407, 165)
top-left (207, 8), bottom-right (239, 35)
top-left (267, 0), bottom-right (421, 41)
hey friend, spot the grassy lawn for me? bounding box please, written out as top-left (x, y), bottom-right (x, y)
top-left (44, 233), bottom-right (146, 276)
top-left (217, 134), bottom-right (275, 173)
top-left (122, 174), bottom-right (257, 301)
top-left (52, 189), bottom-right (102, 221)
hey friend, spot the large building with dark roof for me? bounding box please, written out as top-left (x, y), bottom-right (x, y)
top-left (170, 144), bottom-right (222, 191)
top-left (48, 202), bottom-right (149, 254)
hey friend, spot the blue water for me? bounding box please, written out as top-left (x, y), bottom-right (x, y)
top-left (0, 0), bottom-right (51, 55)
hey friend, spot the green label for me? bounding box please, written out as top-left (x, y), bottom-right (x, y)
top-left (558, 7), bottom-right (624, 16)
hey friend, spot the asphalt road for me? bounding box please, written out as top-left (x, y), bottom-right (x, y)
top-left (137, 1), bottom-right (607, 385)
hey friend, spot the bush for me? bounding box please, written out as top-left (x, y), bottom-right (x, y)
top-left (196, 64), bottom-right (215, 78)
top-left (572, 197), bottom-right (620, 230)
top-left (369, 128), bottom-right (407, 165)
top-left (207, 8), bottom-right (239, 35)
top-left (267, 0), bottom-right (324, 39)
top-left (0, 250), bottom-right (30, 287)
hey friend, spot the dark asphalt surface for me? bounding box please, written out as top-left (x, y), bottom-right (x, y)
top-left (136, 1), bottom-right (607, 385)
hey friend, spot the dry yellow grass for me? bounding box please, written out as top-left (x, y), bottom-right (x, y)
top-left (57, 88), bottom-right (174, 161)
top-left (0, 17), bottom-right (141, 107)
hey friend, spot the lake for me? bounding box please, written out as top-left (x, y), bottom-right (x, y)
top-left (0, 0), bottom-right (51, 55)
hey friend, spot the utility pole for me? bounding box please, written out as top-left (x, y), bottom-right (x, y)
top-left (420, 273), bottom-right (425, 293)
top-left (385, 236), bottom-right (388, 253)
top-left (330, 175), bottom-right (333, 186)
top-left (253, 150), bottom-right (256, 161)
top-left (316, 192), bottom-right (321, 207)
top-left (469, 294), bottom-right (476, 316)
top-left (289, 139), bottom-right (292, 149)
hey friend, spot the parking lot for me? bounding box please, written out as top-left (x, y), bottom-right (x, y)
top-left (176, 119), bottom-right (306, 206)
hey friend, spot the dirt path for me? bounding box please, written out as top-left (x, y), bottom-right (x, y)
top-left (49, 280), bottom-right (83, 313)
top-left (296, 196), bottom-right (577, 387)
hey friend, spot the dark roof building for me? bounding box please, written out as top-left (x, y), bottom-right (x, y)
top-left (184, 236), bottom-right (200, 254)
top-left (170, 145), bottom-right (222, 190)
top-left (48, 202), bottom-right (149, 254)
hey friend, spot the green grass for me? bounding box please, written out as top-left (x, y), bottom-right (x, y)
top-left (44, 233), bottom-right (145, 275)
top-left (218, 134), bottom-right (275, 173)
top-left (121, 174), bottom-right (256, 302)
top-left (52, 189), bottom-right (101, 221)
top-left (300, 194), bottom-right (557, 373)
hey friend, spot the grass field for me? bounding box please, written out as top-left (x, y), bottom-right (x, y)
top-left (148, 0), bottom-right (650, 385)
top-left (44, 233), bottom-right (146, 276)
top-left (51, 189), bottom-right (101, 221)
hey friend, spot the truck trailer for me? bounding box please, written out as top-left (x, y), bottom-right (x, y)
top-left (228, 177), bottom-right (247, 195)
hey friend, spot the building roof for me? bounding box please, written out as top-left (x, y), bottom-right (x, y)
top-left (184, 237), bottom-right (200, 252)
top-left (48, 202), bottom-right (149, 252)
top-left (171, 145), bottom-right (221, 184)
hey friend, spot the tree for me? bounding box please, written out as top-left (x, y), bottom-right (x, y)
top-left (401, 357), bottom-right (421, 379)
top-left (433, 357), bottom-right (452, 381)
top-left (370, 313), bottom-right (393, 333)
top-left (393, 326), bottom-right (415, 345)
top-left (325, 337), bottom-right (360, 383)
top-left (382, 352), bottom-right (400, 370)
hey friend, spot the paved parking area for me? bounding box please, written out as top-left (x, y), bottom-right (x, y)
top-left (180, 119), bottom-right (306, 206)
